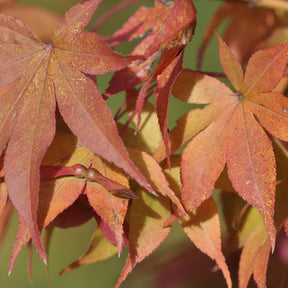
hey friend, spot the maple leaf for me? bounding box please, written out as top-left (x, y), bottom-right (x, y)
top-left (163, 155), bottom-right (232, 288)
top-left (0, 183), bottom-right (12, 248)
top-left (41, 143), bottom-right (133, 255)
top-left (105, 0), bottom-right (196, 110)
top-left (238, 174), bottom-right (288, 288)
top-left (121, 101), bottom-right (163, 154)
top-left (106, 0), bottom-right (196, 165)
top-left (164, 35), bottom-right (288, 250)
top-left (59, 227), bottom-right (118, 275)
top-left (8, 140), bottom-right (133, 272)
top-left (0, 0), bottom-right (155, 260)
top-left (115, 189), bottom-right (171, 288)
top-left (105, 0), bottom-right (195, 58)
top-left (105, 0), bottom-right (196, 112)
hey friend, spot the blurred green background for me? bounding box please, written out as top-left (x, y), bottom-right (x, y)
top-left (0, 0), bottom-right (223, 287)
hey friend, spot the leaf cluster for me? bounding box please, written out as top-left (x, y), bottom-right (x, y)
top-left (1, 0), bottom-right (288, 287)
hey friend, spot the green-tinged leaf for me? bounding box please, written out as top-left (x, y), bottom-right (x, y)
top-left (163, 156), bottom-right (231, 288)
top-left (180, 198), bottom-right (232, 288)
top-left (128, 147), bottom-right (185, 214)
top-left (238, 175), bottom-right (288, 288)
top-left (0, 198), bottom-right (13, 249)
top-left (9, 216), bottom-right (31, 274)
top-left (122, 102), bottom-right (163, 155)
top-left (115, 190), bottom-right (171, 288)
top-left (214, 190), bottom-right (264, 252)
top-left (87, 183), bottom-right (128, 255)
top-left (238, 222), bottom-right (270, 288)
top-left (60, 227), bottom-right (117, 275)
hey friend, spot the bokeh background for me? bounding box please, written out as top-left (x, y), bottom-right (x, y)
top-left (0, 0), bottom-right (223, 287)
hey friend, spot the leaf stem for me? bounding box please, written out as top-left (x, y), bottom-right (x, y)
top-left (191, 70), bottom-right (227, 78)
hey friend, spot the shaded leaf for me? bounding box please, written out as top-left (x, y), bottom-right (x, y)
top-left (122, 102), bottom-right (163, 155)
top-left (238, 169), bottom-right (288, 287)
top-left (238, 222), bottom-right (270, 288)
top-left (60, 227), bottom-right (117, 275)
top-left (181, 198), bottom-right (232, 288)
top-left (213, 190), bottom-right (263, 253)
top-left (0, 198), bottom-right (13, 249)
top-left (128, 147), bottom-right (185, 214)
top-left (87, 183), bottom-right (128, 255)
top-left (95, 216), bottom-right (129, 248)
top-left (38, 177), bottom-right (86, 229)
top-left (115, 190), bottom-right (171, 288)
top-left (163, 156), bottom-right (231, 288)
top-left (9, 216), bottom-right (31, 274)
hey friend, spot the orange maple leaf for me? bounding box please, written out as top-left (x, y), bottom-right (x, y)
top-left (166, 34), bottom-right (288, 250)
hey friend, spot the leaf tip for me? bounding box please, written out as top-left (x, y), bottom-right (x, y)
top-left (146, 183), bottom-right (159, 197)
top-left (151, 190), bottom-right (159, 197)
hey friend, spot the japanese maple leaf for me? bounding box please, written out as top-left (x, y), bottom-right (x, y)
top-left (171, 34), bottom-right (288, 249)
top-left (105, 0), bottom-right (196, 96)
top-left (238, 176), bottom-right (288, 288)
top-left (105, 0), bottom-right (196, 166)
top-left (0, 0), bottom-right (153, 261)
top-left (8, 144), bottom-right (133, 272)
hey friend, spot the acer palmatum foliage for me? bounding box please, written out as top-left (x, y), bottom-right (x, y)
top-left (0, 0), bottom-right (288, 287)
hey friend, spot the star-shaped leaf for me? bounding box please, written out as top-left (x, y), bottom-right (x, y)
top-left (170, 34), bottom-right (288, 249)
top-left (0, 0), bottom-right (153, 261)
